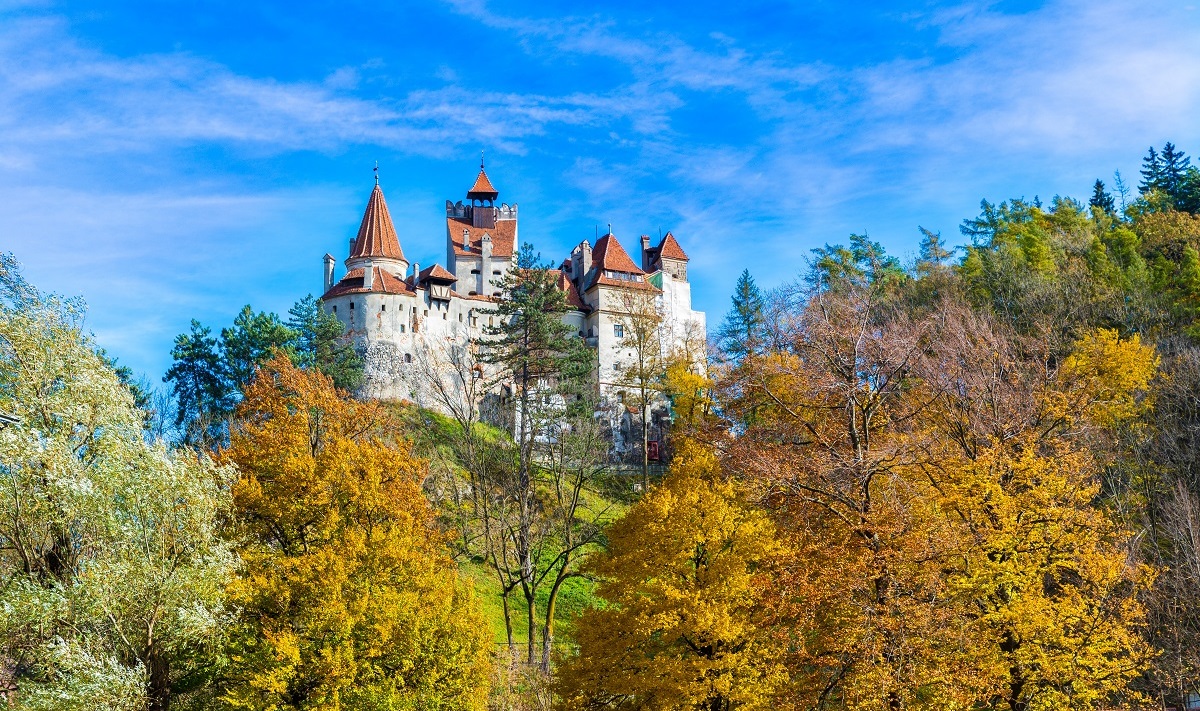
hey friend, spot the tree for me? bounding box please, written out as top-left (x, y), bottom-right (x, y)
top-left (612, 287), bottom-right (667, 489)
top-left (219, 305), bottom-right (296, 391)
top-left (1140, 146), bottom-right (1164, 195)
top-left (718, 269), bottom-right (765, 361)
top-left (1090, 179), bottom-right (1116, 215)
top-left (1160, 142), bottom-right (1192, 201)
top-left (287, 295), bottom-right (363, 390)
top-left (163, 319), bottom-right (231, 447)
top-left (481, 243), bottom-right (596, 666)
top-left (554, 440), bottom-right (786, 711)
top-left (218, 356), bottom-right (491, 710)
top-left (0, 253), bottom-right (233, 711)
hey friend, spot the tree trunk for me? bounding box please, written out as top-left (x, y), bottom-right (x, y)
top-left (147, 647), bottom-right (170, 711)
top-left (526, 593), bottom-right (537, 666)
top-left (641, 395), bottom-right (650, 490)
top-left (501, 589), bottom-right (515, 652)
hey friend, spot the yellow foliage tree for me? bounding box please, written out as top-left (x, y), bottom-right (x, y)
top-left (939, 440), bottom-right (1154, 711)
top-left (553, 440), bottom-right (786, 710)
top-left (218, 356), bottom-right (491, 710)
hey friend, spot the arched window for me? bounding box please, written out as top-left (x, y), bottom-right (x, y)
top-left (404, 353), bottom-right (412, 363)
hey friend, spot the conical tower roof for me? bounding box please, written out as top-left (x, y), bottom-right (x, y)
top-left (350, 184), bottom-right (405, 261)
top-left (466, 166), bottom-right (499, 201)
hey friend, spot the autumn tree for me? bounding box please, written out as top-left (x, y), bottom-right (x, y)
top-left (0, 253), bottom-right (233, 711)
top-left (611, 287), bottom-right (667, 488)
top-left (554, 440), bottom-right (786, 711)
top-left (218, 356), bottom-right (491, 710)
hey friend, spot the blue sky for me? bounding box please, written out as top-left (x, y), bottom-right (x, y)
top-left (3, 0), bottom-right (1200, 382)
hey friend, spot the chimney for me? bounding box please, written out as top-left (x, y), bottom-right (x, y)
top-left (463, 228), bottom-right (470, 250)
top-left (323, 253), bottom-right (335, 293)
top-left (362, 266), bottom-right (374, 290)
top-left (640, 235), bottom-right (651, 271)
top-left (581, 240), bottom-right (592, 278)
top-left (349, 237), bottom-right (356, 256)
top-left (411, 262), bottom-right (420, 286)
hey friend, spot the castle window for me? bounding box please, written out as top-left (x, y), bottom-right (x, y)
top-left (471, 269), bottom-right (480, 274)
top-left (492, 292), bottom-right (501, 297)
top-left (349, 302), bottom-right (354, 310)
top-left (332, 305), bottom-right (337, 313)
top-left (381, 304), bottom-right (386, 311)
top-left (489, 317), bottom-right (494, 327)
top-left (458, 313), bottom-right (463, 322)
top-left (443, 313), bottom-right (447, 320)
top-left (400, 324), bottom-right (406, 333)
top-left (404, 353), bottom-right (412, 363)
top-left (424, 310), bottom-right (428, 317)
top-left (469, 291), bottom-right (477, 296)
top-left (614, 324), bottom-right (625, 338)
top-left (492, 270), bottom-right (501, 276)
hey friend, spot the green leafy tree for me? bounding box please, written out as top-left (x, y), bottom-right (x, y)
top-left (286, 294), bottom-right (363, 390)
top-left (0, 253), bottom-right (233, 711)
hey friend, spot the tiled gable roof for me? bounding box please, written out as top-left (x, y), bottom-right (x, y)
top-left (591, 234), bottom-right (644, 275)
top-left (554, 271), bottom-right (587, 311)
top-left (657, 231), bottom-right (689, 261)
top-left (447, 217), bottom-right (516, 259)
top-left (350, 185), bottom-right (406, 261)
top-left (322, 267), bottom-right (415, 299)
top-left (420, 264), bottom-right (458, 282)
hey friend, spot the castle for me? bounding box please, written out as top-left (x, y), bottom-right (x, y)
top-left (319, 162), bottom-right (706, 440)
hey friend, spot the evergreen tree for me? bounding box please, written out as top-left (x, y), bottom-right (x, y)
top-left (1090, 179), bottom-right (1116, 215)
top-left (481, 241), bottom-right (594, 665)
top-left (163, 320), bottom-right (231, 447)
top-left (1140, 146), bottom-right (1164, 194)
top-left (287, 294), bottom-right (363, 390)
top-left (1160, 142), bottom-right (1192, 200)
top-left (1179, 167), bottom-right (1200, 214)
top-left (718, 269), bottom-right (765, 361)
top-left (219, 305), bottom-right (296, 391)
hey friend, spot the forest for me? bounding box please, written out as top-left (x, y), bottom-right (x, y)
top-left (4, 142), bottom-right (1200, 710)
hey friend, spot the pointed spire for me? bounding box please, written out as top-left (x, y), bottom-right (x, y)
top-left (349, 184), bottom-right (405, 262)
top-left (467, 154), bottom-right (499, 202)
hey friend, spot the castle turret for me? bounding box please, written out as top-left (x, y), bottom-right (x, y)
top-left (345, 183), bottom-right (409, 278)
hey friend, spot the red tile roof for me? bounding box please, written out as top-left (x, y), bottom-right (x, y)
top-left (555, 271), bottom-right (587, 311)
top-left (591, 233), bottom-right (644, 275)
top-left (467, 168), bottom-right (498, 199)
top-left (447, 217), bottom-right (516, 259)
top-left (321, 267), bottom-right (415, 299)
top-left (419, 264), bottom-right (458, 282)
top-left (350, 185), bottom-right (405, 261)
top-left (657, 231), bottom-right (689, 261)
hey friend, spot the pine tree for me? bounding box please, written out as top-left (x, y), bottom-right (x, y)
top-left (163, 319), bottom-right (231, 447)
top-left (1160, 142), bottom-right (1192, 201)
top-left (219, 305), bottom-right (297, 390)
top-left (1090, 179), bottom-right (1116, 215)
top-left (718, 269), bottom-right (765, 361)
top-left (287, 294), bottom-right (363, 390)
top-left (1140, 146), bottom-right (1164, 195)
top-left (481, 241), bottom-right (595, 666)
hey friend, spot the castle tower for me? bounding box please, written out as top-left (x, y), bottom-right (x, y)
top-left (446, 160), bottom-right (518, 296)
top-left (345, 183), bottom-right (409, 278)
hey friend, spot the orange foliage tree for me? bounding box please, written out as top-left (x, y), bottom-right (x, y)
top-left (218, 356), bottom-right (491, 710)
